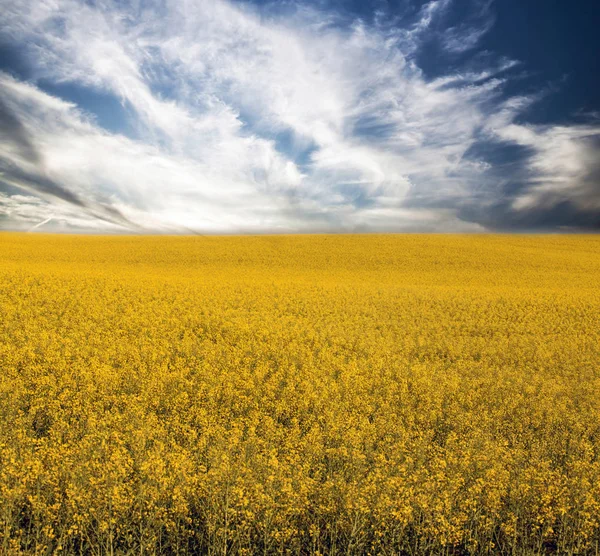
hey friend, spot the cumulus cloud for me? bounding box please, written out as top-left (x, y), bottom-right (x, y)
top-left (0, 0), bottom-right (598, 232)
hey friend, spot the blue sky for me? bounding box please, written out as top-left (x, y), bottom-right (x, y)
top-left (0, 0), bottom-right (599, 233)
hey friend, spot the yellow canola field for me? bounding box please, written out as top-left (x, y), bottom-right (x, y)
top-left (1, 233), bottom-right (600, 555)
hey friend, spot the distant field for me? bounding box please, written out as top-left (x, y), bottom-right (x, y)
top-left (1, 233), bottom-right (600, 554)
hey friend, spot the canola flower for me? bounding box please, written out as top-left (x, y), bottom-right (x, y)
top-left (1, 233), bottom-right (599, 555)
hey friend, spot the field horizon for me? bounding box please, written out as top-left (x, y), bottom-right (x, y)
top-left (1, 233), bottom-right (600, 554)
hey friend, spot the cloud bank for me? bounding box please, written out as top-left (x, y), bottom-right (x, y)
top-left (0, 0), bottom-right (598, 232)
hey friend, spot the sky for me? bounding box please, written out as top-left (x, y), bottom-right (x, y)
top-left (0, 0), bottom-right (599, 233)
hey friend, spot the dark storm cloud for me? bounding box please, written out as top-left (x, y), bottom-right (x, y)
top-left (459, 199), bottom-right (600, 232)
top-left (0, 97), bottom-right (42, 165)
top-left (400, 128), bottom-right (600, 231)
top-left (0, 160), bottom-right (85, 207)
top-left (0, 97), bottom-right (138, 230)
top-left (0, 97), bottom-right (88, 207)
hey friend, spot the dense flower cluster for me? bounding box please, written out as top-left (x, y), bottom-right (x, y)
top-left (1, 233), bottom-right (599, 554)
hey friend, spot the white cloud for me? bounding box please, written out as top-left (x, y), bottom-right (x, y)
top-left (0, 193), bottom-right (120, 232)
top-left (440, 0), bottom-right (495, 54)
top-left (483, 96), bottom-right (600, 217)
top-left (0, 0), bottom-right (598, 232)
top-left (506, 125), bottom-right (600, 212)
top-left (0, 72), bottom-right (309, 233)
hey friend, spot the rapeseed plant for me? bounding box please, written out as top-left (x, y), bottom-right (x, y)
top-left (0, 233), bottom-right (599, 554)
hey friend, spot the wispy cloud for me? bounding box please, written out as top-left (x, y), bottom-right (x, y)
top-left (441, 0), bottom-right (495, 54)
top-left (0, 0), bottom-right (598, 232)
